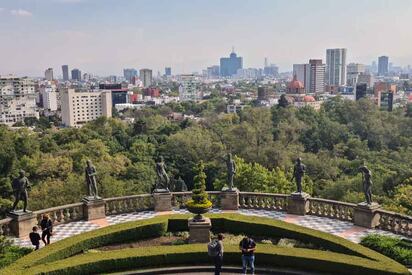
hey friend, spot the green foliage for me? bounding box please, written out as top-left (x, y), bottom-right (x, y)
top-left (186, 162), bottom-right (212, 212)
top-left (361, 234), bottom-right (412, 265)
top-left (0, 236), bottom-right (32, 268)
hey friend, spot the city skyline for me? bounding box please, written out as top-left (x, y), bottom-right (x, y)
top-left (1, 0), bottom-right (412, 76)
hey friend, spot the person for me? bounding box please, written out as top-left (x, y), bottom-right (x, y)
top-left (239, 236), bottom-right (256, 275)
top-left (11, 170), bottom-right (31, 212)
top-left (214, 233), bottom-right (224, 275)
top-left (29, 226), bottom-right (41, 250)
top-left (40, 214), bottom-right (53, 245)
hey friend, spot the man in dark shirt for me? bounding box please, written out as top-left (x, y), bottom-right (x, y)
top-left (239, 236), bottom-right (256, 275)
top-left (29, 226), bottom-right (41, 250)
top-left (214, 233), bottom-right (224, 275)
top-left (40, 214), bottom-right (53, 245)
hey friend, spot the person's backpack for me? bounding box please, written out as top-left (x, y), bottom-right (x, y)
top-left (207, 240), bottom-right (220, 257)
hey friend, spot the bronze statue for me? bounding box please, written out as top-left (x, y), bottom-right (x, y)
top-left (11, 170), bottom-right (31, 212)
top-left (359, 166), bottom-right (373, 204)
top-left (226, 153), bottom-right (236, 190)
top-left (85, 160), bottom-right (99, 198)
top-left (155, 156), bottom-right (170, 191)
top-left (291, 158), bottom-right (305, 193)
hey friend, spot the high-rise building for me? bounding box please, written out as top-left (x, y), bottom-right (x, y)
top-left (40, 86), bottom-right (58, 111)
top-left (45, 68), bottom-right (54, 81)
top-left (178, 74), bottom-right (200, 101)
top-left (346, 63), bottom-right (366, 86)
top-left (220, 50), bottom-right (243, 77)
top-left (0, 76), bottom-right (39, 126)
top-left (207, 66), bottom-right (220, 78)
top-left (293, 60), bottom-right (325, 94)
top-left (139, 69), bottom-right (152, 88)
top-left (123, 68), bottom-right (138, 82)
top-left (71, 69), bottom-right (82, 81)
top-left (99, 84), bottom-right (128, 107)
top-left (62, 65), bottom-right (69, 81)
top-left (378, 56), bottom-right (389, 76)
top-left (326, 48), bottom-right (347, 86)
top-left (165, 67), bottom-right (172, 77)
top-left (263, 64), bottom-right (279, 77)
top-left (61, 89), bottom-right (112, 128)
top-left (356, 83), bottom-right (367, 100)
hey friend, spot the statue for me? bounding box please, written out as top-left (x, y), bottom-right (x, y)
top-left (291, 157), bottom-right (305, 193)
top-left (85, 160), bottom-right (99, 198)
top-left (359, 166), bottom-right (373, 205)
top-left (11, 170), bottom-right (31, 212)
top-left (226, 153), bottom-right (236, 190)
top-left (155, 156), bottom-right (170, 192)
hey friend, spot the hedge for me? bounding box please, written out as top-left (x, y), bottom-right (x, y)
top-left (1, 214), bottom-right (409, 275)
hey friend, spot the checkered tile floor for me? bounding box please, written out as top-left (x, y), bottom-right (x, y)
top-left (9, 208), bottom-right (411, 249)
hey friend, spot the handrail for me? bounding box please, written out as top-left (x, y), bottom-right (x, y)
top-left (104, 194), bottom-right (153, 203)
top-left (34, 202), bottom-right (84, 225)
top-left (34, 202), bottom-right (83, 215)
top-left (307, 197), bottom-right (356, 221)
top-left (376, 209), bottom-right (412, 237)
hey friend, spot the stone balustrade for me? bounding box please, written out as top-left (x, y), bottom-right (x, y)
top-left (104, 194), bottom-right (154, 215)
top-left (307, 198), bottom-right (356, 222)
top-left (376, 209), bottom-right (412, 238)
top-left (239, 192), bottom-right (288, 211)
top-left (0, 217), bottom-right (12, 236)
top-left (34, 203), bottom-right (84, 226)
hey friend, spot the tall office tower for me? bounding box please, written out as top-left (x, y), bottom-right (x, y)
top-left (293, 60), bottom-right (325, 94)
top-left (61, 89), bottom-right (112, 128)
top-left (165, 67), bottom-right (172, 77)
top-left (0, 76), bottom-right (39, 126)
top-left (220, 50), bottom-right (243, 77)
top-left (378, 56), bottom-right (389, 76)
top-left (123, 68), bottom-right (138, 82)
top-left (264, 64), bottom-right (279, 77)
top-left (62, 65), bottom-right (69, 81)
top-left (293, 64), bottom-right (310, 91)
top-left (139, 69), bottom-right (153, 87)
top-left (71, 69), bottom-right (82, 81)
top-left (356, 83), bottom-right (367, 100)
top-left (207, 65), bottom-right (220, 78)
top-left (178, 74), bottom-right (200, 101)
top-left (45, 68), bottom-right (54, 81)
top-left (346, 63), bottom-right (366, 86)
top-left (326, 48), bottom-right (347, 86)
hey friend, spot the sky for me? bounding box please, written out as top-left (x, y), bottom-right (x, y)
top-left (0, 0), bottom-right (411, 77)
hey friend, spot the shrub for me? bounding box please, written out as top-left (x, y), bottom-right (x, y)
top-left (361, 234), bottom-right (412, 265)
top-left (186, 161), bottom-right (212, 218)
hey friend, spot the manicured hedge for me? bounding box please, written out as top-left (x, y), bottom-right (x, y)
top-left (361, 234), bottom-right (412, 265)
top-left (1, 214), bottom-right (409, 275)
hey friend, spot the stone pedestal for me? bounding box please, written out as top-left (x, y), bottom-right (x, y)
top-left (7, 211), bottom-right (37, 238)
top-left (220, 188), bottom-right (239, 210)
top-left (188, 217), bottom-right (211, 243)
top-left (354, 202), bottom-right (381, 228)
top-left (82, 197), bottom-right (106, 221)
top-left (153, 191), bottom-right (172, 212)
top-left (287, 192), bottom-right (310, 215)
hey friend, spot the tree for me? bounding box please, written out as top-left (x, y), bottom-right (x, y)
top-left (186, 161), bottom-right (212, 219)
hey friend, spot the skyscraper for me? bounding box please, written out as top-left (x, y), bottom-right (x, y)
top-left (139, 69), bottom-right (152, 87)
top-left (326, 48), bottom-right (347, 86)
top-left (165, 67), bottom-right (172, 76)
top-left (178, 74), bottom-right (200, 101)
top-left (346, 63), bottom-right (366, 86)
top-left (123, 68), bottom-right (138, 82)
top-left (62, 65), bottom-right (69, 81)
top-left (71, 69), bottom-right (81, 81)
top-left (378, 56), bottom-right (389, 76)
top-left (45, 68), bottom-right (54, 81)
top-left (293, 60), bottom-right (325, 94)
top-left (220, 50), bottom-right (243, 77)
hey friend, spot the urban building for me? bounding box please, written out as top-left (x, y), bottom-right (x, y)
top-left (374, 82), bottom-right (396, 97)
top-left (139, 69), bottom-right (153, 88)
top-left (40, 86), bottom-right (58, 111)
top-left (207, 66), bottom-right (220, 78)
top-left (346, 63), bottom-right (366, 86)
top-left (220, 50), bottom-right (243, 77)
top-left (257, 87), bottom-right (268, 101)
top-left (287, 75), bottom-right (305, 94)
top-left (378, 56), bottom-right (389, 76)
top-left (235, 68), bottom-right (261, 79)
top-left (45, 68), bottom-right (54, 81)
top-left (61, 89), bottom-right (112, 128)
top-left (165, 67), bottom-right (172, 77)
top-left (0, 76), bottom-right (39, 126)
top-left (123, 68), bottom-right (138, 82)
top-left (263, 64), bottom-right (279, 77)
top-left (143, 87), bottom-right (160, 97)
top-left (178, 74), bottom-right (200, 101)
top-left (326, 48), bottom-right (347, 86)
top-left (62, 65), bottom-right (69, 81)
top-left (357, 73), bottom-right (374, 88)
top-left (71, 69), bottom-right (82, 81)
top-left (99, 84), bottom-right (128, 107)
top-left (376, 91), bottom-right (394, 111)
top-left (356, 83), bottom-right (367, 100)
top-left (293, 60), bottom-right (325, 94)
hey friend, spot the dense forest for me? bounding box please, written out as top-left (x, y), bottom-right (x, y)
top-left (1, 97), bottom-right (412, 217)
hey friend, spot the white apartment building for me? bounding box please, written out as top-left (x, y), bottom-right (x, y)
top-left (178, 74), bottom-right (201, 102)
top-left (40, 86), bottom-right (58, 111)
top-left (326, 48), bottom-right (347, 86)
top-left (346, 63), bottom-right (366, 87)
top-left (0, 76), bottom-right (39, 126)
top-left (61, 89), bottom-right (112, 128)
top-left (139, 69), bottom-right (152, 88)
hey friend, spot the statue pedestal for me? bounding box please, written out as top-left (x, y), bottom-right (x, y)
top-left (153, 191), bottom-right (172, 212)
top-left (220, 188), bottom-right (239, 210)
top-left (287, 192), bottom-right (310, 215)
top-left (7, 211), bottom-right (37, 238)
top-left (82, 197), bottom-right (105, 221)
top-left (354, 202), bottom-right (381, 228)
top-left (188, 217), bottom-right (211, 243)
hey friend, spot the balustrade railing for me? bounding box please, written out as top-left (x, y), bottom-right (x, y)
top-left (239, 192), bottom-right (288, 211)
top-left (0, 217), bottom-right (12, 236)
top-left (104, 194), bottom-right (154, 215)
top-left (34, 203), bottom-right (84, 226)
top-left (376, 210), bottom-right (412, 238)
top-left (307, 198), bottom-right (355, 222)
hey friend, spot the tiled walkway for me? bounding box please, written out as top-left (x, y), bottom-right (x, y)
top-left (10, 208), bottom-right (410, 248)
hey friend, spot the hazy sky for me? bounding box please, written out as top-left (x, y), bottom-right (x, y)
top-left (0, 0), bottom-right (411, 77)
